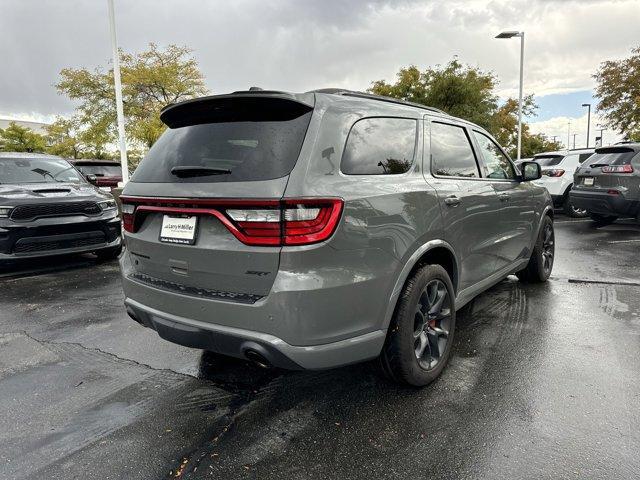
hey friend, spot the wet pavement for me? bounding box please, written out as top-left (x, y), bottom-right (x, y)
top-left (1, 217), bottom-right (639, 479)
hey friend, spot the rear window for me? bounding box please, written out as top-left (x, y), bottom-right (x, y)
top-left (76, 164), bottom-right (122, 177)
top-left (131, 111), bottom-right (312, 183)
top-left (341, 117), bottom-right (417, 175)
top-left (587, 148), bottom-right (639, 166)
top-left (534, 155), bottom-right (564, 167)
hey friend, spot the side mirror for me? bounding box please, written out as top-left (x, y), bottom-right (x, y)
top-left (86, 174), bottom-right (98, 185)
top-left (520, 161), bottom-right (541, 181)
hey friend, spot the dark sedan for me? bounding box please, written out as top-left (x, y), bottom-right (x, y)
top-left (0, 152), bottom-right (122, 262)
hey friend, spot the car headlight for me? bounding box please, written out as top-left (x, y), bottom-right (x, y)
top-left (0, 206), bottom-right (13, 218)
top-left (98, 200), bottom-right (117, 211)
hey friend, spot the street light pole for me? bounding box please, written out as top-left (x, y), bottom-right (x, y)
top-left (107, 0), bottom-right (129, 184)
top-left (496, 30), bottom-right (525, 160)
top-left (582, 103), bottom-right (591, 148)
top-left (572, 133), bottom-right (577, 149)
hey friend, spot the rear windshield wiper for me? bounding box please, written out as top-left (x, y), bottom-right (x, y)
top-left (170, 166), bottom-right (232, 178)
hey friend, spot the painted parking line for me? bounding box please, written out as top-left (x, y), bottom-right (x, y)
top-left (607, 239), bottom-right (640, 244)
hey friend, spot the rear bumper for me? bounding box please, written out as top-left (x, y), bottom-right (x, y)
top-left (550, 194), bottom-right (565, 208)
top-left (124, 297), bottom-right (386, 370)
top-left (569, 190), bottom-right (640, 217)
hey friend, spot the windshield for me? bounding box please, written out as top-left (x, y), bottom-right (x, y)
top-left (588, 150), bottom-right (639, 166)
top-left (0, 158), bottom-right (83, 184)
top-left (76, 164), bottom-right (122, 177)
top-left (534, 155), bottom-right (564, 167)
top-left (131, 111), bottom-right (312, 183)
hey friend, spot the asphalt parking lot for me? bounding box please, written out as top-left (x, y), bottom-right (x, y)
top-left (1, 217), bottom-right (639, 480)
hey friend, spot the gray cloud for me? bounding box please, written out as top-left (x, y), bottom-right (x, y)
top-left (1, 0), bottom-right (638, 122)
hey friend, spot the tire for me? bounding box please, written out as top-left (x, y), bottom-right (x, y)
top-left (95, 244), bottom-right (122, 261)
top-left (562, 195), bottom-right (588, 218)
top-left (379, 264), bottom-right (456, 387)
top-left (516, 215), bottom-right (554, 283)
top-left (589, 212), bottom-right (617, 227)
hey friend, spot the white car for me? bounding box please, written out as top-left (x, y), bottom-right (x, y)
top-left (532, 149), bottom-right (594, 217)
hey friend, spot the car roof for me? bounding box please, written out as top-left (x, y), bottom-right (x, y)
top-left (0, 152), bottom-right (64, 160)
top-left (72, 159), bottom-right (121, 165)
top-left (534, 148), bottom-right (594, 157)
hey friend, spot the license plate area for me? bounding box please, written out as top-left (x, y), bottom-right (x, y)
top-left (160, 215), bottom-right (198, 245)
top-left (583, 177), bottom-right (594, 186)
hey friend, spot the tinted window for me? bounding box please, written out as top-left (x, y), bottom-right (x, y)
top-left (578, 153), bottom-right (593, 163)
top-left (587, 149), bottom-right (639, 166)
top-left (131, 111), bottom-right (312, 183)
top-left (0, 157), bottom-right (82, 184)
top-left (341, 117), bottom-right (416, 175)
top-left (535, 155), bottom-right (564, 167)
top-left (76, 164), bottom-right (122, 177)
top-left (430, 123), bottom-right (479, 178)
top-left (473, 131), bottom-right (516, 179)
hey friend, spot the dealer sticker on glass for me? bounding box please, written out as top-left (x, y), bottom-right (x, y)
top-left (160, 215), bottom-right (198, 245)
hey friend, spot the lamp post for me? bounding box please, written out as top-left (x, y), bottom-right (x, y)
top-left (107, 0), bottom-right (129, 184)
top-left (496, 30), bottom-right (525, 160)
top-left (582, 103), bottom-right (591, 148)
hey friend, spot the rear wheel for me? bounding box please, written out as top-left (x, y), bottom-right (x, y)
top-left (562, 195), bottom-right (588, 218)
top-left (379, 264), bottom-right (456, 387)
top-left (516, 215), bottom-right (554, 283)
top-left (589, 212), bottom-right (617, 226)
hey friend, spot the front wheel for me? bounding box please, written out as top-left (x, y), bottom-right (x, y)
top-left (379, 264), bottom-right (456, 387)
top-left (516, 215), bottom-right (554, 283)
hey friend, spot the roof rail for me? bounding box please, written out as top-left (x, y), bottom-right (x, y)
top-left (311, 88), bottom-right (447, 115)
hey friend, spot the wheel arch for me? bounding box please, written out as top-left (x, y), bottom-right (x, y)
top-left (381, 239), bottom-right (459, 330)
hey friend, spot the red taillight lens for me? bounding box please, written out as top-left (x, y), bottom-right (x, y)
top-left (121, 203), bottom-right (136, 232)
top-left (543, 169), bottom-right (565, 177)
top-left (601, 164), bottom-right (634, 173)
top-left (119, 196), bottom-right (343, 246)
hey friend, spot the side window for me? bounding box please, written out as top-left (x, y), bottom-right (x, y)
top-left (430, 122), bottom-right (480, 178)
top-left (579, 153), bottom-right (593, 163)
top-left (341, 117), bottom-right (416, 175)
top-left (472, 131), bottom-right (516, 180)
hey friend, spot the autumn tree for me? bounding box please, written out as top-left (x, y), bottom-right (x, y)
top-left (369, 59), bottom-right (560, 157)
top-left (594, 45), bottom-right (640, 141)
top-left (0, 122), bottom-right (47, 153)
top-left (55, 43), bottom-right (208, 157)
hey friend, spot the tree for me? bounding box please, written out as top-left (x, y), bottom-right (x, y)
top-left (0, 122), bottom-right (47, 153)
top-left (369, 59), bottom-right (499, 130)
top-left (55, 43), bottom-right (209, 153)
top-left (369, 59), bottom-right (561, 158)
top-left (45, 116), bottom-right (83, 158)
top-left (594, 45), bottom-right (640, 141)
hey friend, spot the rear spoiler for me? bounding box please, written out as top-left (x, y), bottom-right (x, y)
top-left (160, 92), bottom-right (315, 128)
top-left (595, 146), bottom-right (635, 154)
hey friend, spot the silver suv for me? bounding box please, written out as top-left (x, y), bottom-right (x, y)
top-left (119, 89), bottom-right (553, 386)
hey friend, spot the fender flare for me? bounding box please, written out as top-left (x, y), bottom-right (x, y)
top-left (380, 239), bottom-right (459, 330)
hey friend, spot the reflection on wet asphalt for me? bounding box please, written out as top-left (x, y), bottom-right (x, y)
top-left (0, 218), bottom-right (639, 479)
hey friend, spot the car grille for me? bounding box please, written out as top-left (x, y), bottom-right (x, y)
top-left (12, 231), bottom-right (106, 254)
top-left (10, 202), bottom-right (101, 221)
top-left (130, 272), bottom-right (264, 304)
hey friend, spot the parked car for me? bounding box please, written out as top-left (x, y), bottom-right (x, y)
top-left (531, 149), bottom-right (594, 217)
top-left (72, 159), bottom-right (123, 189)
top-left (570, 143), bottom-right (640, 225)
top-left (119, 89), bottom-right (553, 386)
top-left (0, 152), bottom-right (122, 262)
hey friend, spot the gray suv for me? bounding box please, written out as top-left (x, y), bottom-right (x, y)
top-left (120, 89), bottom-right (553, 386)
top-left (571, 143), bottom-right (640, 225)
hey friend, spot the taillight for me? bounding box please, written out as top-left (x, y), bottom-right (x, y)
top-left (121, 203), bottom-right (136, 232)
top-left (543, 169), bottom-right (565, 177)
top-left (601, 164), bottom-right (634, 173)
top-left (118, 197), bottom-right (343, 246)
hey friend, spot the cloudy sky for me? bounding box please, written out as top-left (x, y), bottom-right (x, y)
top-left (1, 0), bottom-right (639, 148)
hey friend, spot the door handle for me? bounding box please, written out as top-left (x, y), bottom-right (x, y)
top-left (444, 196), bottom-right (461, 207)
top-left (498, 193), bottom-right (510, 202)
